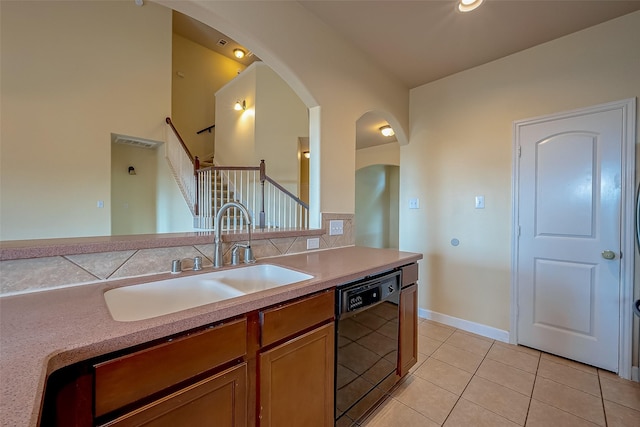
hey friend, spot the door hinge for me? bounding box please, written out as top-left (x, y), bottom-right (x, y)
top-left (517, 225), bottom-right (521, 237)
top-left (517, 146), bottom-right (521, 158)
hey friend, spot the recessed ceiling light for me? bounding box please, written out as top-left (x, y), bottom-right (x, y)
top-left (379, 125), bottom-right (395, 137)
top-left (233, 48), bottom-right (246, 59)
top-left (458, 0), bottom-right (484, 12)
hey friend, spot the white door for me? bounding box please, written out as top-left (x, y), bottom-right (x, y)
top-left (515, 107), bottom-right (624, 371)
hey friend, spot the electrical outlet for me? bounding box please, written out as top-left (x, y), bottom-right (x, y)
top-left (409, 198), bottom-right (419, 209)
top-left (307, 237), bottom-right (320, 250)
top-left (329, 220), bottom-right (344, 236)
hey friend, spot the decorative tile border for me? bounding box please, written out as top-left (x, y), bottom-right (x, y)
top-left (0, 213), bottom-right (355, 296)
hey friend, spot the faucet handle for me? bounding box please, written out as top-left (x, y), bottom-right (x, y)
top-left (231, 245), bottom-right (241, 266)
top-left (193, 256), bottom-right (203, 271)
top-left (244, 245), bottom-right (256, 264)
top-left (171, 259), bottom-right (182, 274)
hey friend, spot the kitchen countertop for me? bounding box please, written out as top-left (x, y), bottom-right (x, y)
top-left (0, 246), bottom-right (421, 427)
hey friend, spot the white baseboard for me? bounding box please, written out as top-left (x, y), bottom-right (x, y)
top-left (418, 308), bottom-right (510, 343)
top-left (632, 366), bottom-right (639, 382)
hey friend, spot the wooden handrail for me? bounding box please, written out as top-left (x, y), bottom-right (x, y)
top-left (263, 176), bottom-right (309, 210)
top-left (198, 165), bottom-right (261, 173)
top-left (166, 117), bottom-right (195, 164)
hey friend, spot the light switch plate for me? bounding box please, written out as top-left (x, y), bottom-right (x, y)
top-left (329, 220), bottom-right (344, 236)
top-left (475, 195), bottom-right (485, 209)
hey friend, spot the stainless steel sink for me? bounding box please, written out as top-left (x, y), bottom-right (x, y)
top-left (104, 264), bottom-right (313, 322)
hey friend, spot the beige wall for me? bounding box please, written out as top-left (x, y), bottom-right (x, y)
top-left (215, 62), bottom-right (308, 194)
top-left (171, 33), bottom-right (245, 160)
top-left (256, 63), bottom-right (309, 194)
top-left (402, 11), bottom-right (640, 337)
top-left (214, 65), bottom-right (257, 167)
top-left (356, 143), bottom-right (401, 170)
top-left (111, 144), bottom-right (158, 235)
top-left (0, 1), bottom-right (172, 240)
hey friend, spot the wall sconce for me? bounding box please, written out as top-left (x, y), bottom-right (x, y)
top-left (234, 100), bottom-right (246, 111)
top-left (303, 151), bottom-right (310, 159)
top-left (458, 0), bottom-right (484, 12)
top-left (128, 166), bottom-right (136, 175)
top-left (233, 48), bottom-right (246, 59)
top-left (379, 125), bottom-right (395, 137)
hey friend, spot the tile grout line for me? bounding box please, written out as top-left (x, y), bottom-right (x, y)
top-left (597, 370), bottom-right (608, 427)
top-left (439, 328), bottom-right (499, 426)
top-left (527, 360), bottom-right (608, 426)
top-left (522, 349), bottom-right (542, 426)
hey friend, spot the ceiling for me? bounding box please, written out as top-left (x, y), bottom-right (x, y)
top-left (298, 0), bottom-right (640, 89)
top-left (303, 0), bottom-right (640, 149)
top-left (171, 1), bottom-right (640, 150)
top-left (173, 11), bottom-right (261, 67)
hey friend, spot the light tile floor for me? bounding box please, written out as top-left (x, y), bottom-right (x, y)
top-left (360, 319), bottom-right (640, 427)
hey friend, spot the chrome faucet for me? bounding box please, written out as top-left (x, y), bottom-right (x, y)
top-left (214, 201), bottom-right (254, 268)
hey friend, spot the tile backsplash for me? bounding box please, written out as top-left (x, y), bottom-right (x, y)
top-left (0, 214), bottom-right (354, 295)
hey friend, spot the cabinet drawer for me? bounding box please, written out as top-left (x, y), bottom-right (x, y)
top-left (94, 318), bottom-right (247, 417)
top-left (260, 291), bottom-right (334, 347)
top-left (99, 363), bottom-right (247, 427)
top-left (401, 263), bottom-right (418, 288)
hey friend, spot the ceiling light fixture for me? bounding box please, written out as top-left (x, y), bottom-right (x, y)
top-left (379, 125), bottom-right (395, 137)
top-left (234, 100), bottom-right (246, 111)
top-left (233, 48), bottom-right (246, 59)
top-left (457, 0), bottom-right (484, 12)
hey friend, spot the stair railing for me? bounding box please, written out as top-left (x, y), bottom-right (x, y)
top-left (260, 160), bottom-right (309, 229)
top-left (165, 117), bottom-right (308, 231)
top-left (165, 117), bottom-right (199, 215)
top-left (197, 164), bottom-right (261, 230)
top-left (197, 160), bottom-right (309, 231)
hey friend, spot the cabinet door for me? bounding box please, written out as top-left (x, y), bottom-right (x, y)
top-left (100, 363), bottom-right (247, 427)
top-left (259, 323), bottom-right (334, 427)
top-left (398, 283), bottom-right (417, 377)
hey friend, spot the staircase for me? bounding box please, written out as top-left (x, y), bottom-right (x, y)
top-left (165, 117), bottom-right (308, 232)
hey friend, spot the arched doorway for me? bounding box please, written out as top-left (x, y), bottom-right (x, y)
top-left (355, 164), bottom-right (399, 248)
top-left (354, 112), bottom-right (400, 249)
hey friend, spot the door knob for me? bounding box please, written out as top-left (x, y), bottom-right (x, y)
top-left (601, 250), bottom-right (616, 260)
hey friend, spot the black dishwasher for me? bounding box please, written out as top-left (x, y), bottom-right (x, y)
top-left (334, 269), bottom-right (401, 425)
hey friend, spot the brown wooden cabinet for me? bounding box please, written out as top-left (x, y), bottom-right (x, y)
top-left (94, 318), bottom-right (247, 418)
top-left (41, 291), bottom-right (336, 427)
top-left (100, 363), bottom-right (247, 427)
top-left (258, 323), bottom-right (334, 427)
top-left (398, 263), bottom-right (418, 377)
top-left (258, 290), bottom-right (335, 427)
top-left (91, 318), bottom-right (248, 426)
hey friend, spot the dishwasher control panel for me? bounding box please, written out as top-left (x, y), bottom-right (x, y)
top-left (336, 270), bottom-right (400, 315)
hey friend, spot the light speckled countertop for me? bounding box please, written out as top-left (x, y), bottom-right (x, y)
top-left (0, 246), bottom-right (421, 427)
